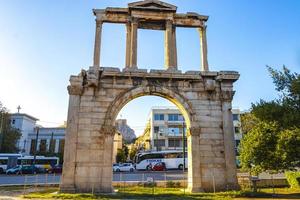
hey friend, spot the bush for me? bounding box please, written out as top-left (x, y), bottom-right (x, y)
top-left (166, 181), bottom-right (181, 188)
top-left (143, 182), bottom-right (156, 187)
top-left (285, 171), bottom-right (300, 188)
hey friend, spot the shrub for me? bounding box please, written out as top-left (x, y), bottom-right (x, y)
top-left (166, 181), bottom-right (181, 188)
top-left (143, 182), bottom-right (156, 187)
top-left (285, 171), bottom-right (300, 188)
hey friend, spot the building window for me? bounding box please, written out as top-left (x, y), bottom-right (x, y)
top-left (12, 119), bottom-right (15, 125)
top-left (168, 138), bottom-right (181, 147)
top-left (154, 126), bottom-right (164, 136)
top-left (233, 114), bottom-right (239, 121)
top-left (178, 114), bottom-right (184, 121)
top-left (168, 127), bottom-right (180, 136)
top-left (30, 139), bottom-right (36, 154)
top-left (168, 114), bottom-right (184, 121)
top-left (58, 139), bottom-right (65, 153)
top-left (154, 139), bottom-right (165, 147)
top-left (168, 114), bottom-right (178, 121)
top-left (234, 127), bottom-right (240, 134)
top-left (154, 114), bottom-right (164, 121)
top-left (168, 125), bottom-right (185, 136)
top-left (39, 139), bottom-right (47, 153)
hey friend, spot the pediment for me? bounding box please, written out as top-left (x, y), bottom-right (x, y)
top-left (128, 0), bottom-right (177, 12)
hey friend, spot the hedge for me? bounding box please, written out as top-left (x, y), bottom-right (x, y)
top-left (285, 171), bottom-right (300, 188)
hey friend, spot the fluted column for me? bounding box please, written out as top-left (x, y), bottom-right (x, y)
top-left (93, 20), bottom-right (103, 67)
top-left (130, 19), bottom-right (138, 68)
top-left (172, 26), bottom-right (178, 68)
top-left (199, 26), bottom-right (209, 71)
top-left (125, 22), bottom-right (132, 68)
top-left (165, 20), bottom-right (177, 70)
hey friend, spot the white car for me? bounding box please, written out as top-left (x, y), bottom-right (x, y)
top-left (114, 163), bottom-right (135, 172)
top-left (113, 163), bottom-right (120, 172)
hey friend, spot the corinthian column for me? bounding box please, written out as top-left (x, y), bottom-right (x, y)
top-left (198, 26), bottom-right (209, 71)
top-left (130, 19), bottom-right (138, 68)
top-left (164, 20), bottom-right (177, 70)
top-left (93, 20), bottom-right (103, 67)
top-left (125, 22), bottom-right (132, 68)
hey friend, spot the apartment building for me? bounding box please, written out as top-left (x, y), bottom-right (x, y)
top-left (140, 107), bottom-right (243, 152)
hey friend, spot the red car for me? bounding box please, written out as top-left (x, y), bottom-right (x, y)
top-left (152, 162), bottom-right (166, 171)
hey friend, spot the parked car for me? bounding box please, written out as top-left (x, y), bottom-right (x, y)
top-left (6, 166), bottom-right (21, 175)
top-left (152, 162), bottom-right (166, 171)
top-left (113, 163), bottom-right (120, 172)
top-left (118, 163), bottom-right (135, 172)
top-left (6, 165), bottom-right (46, 175)
top-left (47, 165), bottom-right (62, 174)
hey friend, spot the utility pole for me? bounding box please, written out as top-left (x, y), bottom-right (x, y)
top-left (0, 114), bottom-right (4, 151)
top-left (182, 122), bottom-right (186, 171)
top-left (32, 127), bottom-right (39, 171)
top-left (50, 132), bottom-right (54, 154)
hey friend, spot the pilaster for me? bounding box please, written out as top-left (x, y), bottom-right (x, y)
top-left (220, 89), bottom-right (239, 189)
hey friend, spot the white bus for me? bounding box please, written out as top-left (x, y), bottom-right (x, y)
top-left (134, 150), bottom-right (188, 170)
top-left (0, 154), bottom-right (59, 173)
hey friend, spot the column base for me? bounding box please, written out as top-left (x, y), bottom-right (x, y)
top-left (60, 184), bottom-right (76, 194)
top-left (124, 66), bottom-right (138, 71)
top-left (165, 66), bottom-right (180, 72)
top-left (187, 187), bottom-right (205, 193)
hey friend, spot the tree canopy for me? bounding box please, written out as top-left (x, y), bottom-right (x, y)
top-left (0, 102), bottom-right (22, 153)
top-left (239, 66), bottom-right (300, 173)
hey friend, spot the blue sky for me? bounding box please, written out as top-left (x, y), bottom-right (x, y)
top-left (0, 0), bottom-right (299, 135)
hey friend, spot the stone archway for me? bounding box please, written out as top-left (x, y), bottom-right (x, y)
top-left (104, 85), bottom-right (193, 128)
top-left (60, 67), bottom-right (239, 193)
top-left (60, 0), bottom-right (240, 194)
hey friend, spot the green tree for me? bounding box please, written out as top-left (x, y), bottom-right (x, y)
top-left (240, 112), bottom-right (259, 134)
top-left (239, 122), bottom-right (281, 174)
top-left (122, 144), bottom-right (129, 159)
top-left (277, 128), bottom-right (300, 169)
top-left (239, 66), bottom-right (300, 173)
top-left (116, 148), bottom-right (126, 163)
top-left (252, 66), bottom-right (300, 129)
top-left (129, 146), bottom-right (138, 161)
top-left (0, 102), bottom-right (21, 153)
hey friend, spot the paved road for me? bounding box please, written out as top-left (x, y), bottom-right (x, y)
top-left (0, 171), bottom-right (187, 186)
top-left (0, 171), bottom-right (286, 186)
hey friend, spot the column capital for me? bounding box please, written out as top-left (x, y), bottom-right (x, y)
top-left (96, 20), bottom-right (103, 26)
top-left (67, 85), bottom-right (83, 96)
top-left (130, 17), bottom-right (139, 24)
top-left (220, 90), bottom-right (235, 102)
top-left (165, 19), bottom-right (173, 28)
top-left (187, 127), bottom-right (201, 137)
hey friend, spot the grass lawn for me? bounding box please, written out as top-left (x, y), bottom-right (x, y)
top-left (18, 186), bottom-right (300, 200)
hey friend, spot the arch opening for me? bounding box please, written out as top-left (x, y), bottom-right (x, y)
top-left (109, 87), bottom-right (193, 172)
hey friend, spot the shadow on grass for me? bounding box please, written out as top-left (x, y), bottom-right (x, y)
top-left (241, 190), bottom-right (300, 199)
top-left (22, 187), bottom-right (300, 200)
